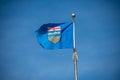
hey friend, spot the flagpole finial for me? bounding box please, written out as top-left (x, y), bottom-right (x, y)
top-left (72, 13), bottom-right (76, 18)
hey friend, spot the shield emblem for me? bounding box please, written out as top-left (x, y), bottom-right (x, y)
top-left (48, 26), bottom-right (61, 44)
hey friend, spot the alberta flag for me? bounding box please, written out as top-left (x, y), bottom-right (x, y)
top-left (35, 22), bottom-right (73, 49)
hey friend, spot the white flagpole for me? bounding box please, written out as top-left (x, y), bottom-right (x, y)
top-left (72, 13), bottom-right (78, 80)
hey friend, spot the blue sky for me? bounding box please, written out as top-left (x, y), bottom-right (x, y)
top-left (0, 0), bottom-right (120, 80)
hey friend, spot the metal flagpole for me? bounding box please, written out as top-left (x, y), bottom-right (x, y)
top-left (72, 13), bottom-right (78, 80)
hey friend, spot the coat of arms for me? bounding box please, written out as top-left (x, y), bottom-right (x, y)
top-left (48, 26), bottom-right (61, 44)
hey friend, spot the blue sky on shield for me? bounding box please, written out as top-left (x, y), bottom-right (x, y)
top-left (0, 0), bottom-right (120, 80)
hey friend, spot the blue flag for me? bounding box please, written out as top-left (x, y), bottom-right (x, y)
top-left (35, 22), bottom-right (73, 49)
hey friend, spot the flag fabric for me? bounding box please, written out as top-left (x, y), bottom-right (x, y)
top-left (35, 22), bottom-right (73, 49)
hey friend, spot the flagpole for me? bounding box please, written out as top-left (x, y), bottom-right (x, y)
top-left (72, 13), bottom-right (78, 80)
